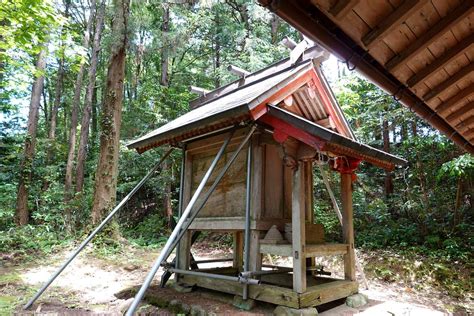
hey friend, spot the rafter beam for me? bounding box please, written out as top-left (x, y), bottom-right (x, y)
top-left (329, 0), bottom-right (360, 19)
top-left (465, 128), bottom-right (474, 139)
top-left (363, 0), bottom-right (428, 49)
top-left (446, 102), bottom-right (474, 122)
top-left (385, 2), bottom-right (474, 72)
top-left (435, 86), bottom-right (474, 115)
top-left (423, 62), bottom-right (474, 101)
top-left (455, 116), bottom-right (474, 131)
top-left (407, 33), bottom-right (474, 87)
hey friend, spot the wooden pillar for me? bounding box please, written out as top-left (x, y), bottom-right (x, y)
top-left (177, 150), bottom-right (193, 280)
top-left (292, 162), bottom-right (306, 293)
top-left (304, 161), bottom-right (315, 268)
top-left (177, 231), bottom-right (192, 271)
top-left (341, 172), bottom-right (355, 281)
top-left (233, 231), bottom-right (244, 271)
top-left (248, 230), bottom-right (262, 272)
top-left (248, 136), bottom-right (263, 273)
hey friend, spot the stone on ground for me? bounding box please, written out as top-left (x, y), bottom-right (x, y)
top-left (172, 282), bottom-right (194, 293)
top-left (232, 295), bottom-right (256, 310)
top-left (190, 304), bottom-right (206, 316)
top-left (346, 293), bottom-right (368, 308)
top-left (273, 306), bottom-right (318, 315)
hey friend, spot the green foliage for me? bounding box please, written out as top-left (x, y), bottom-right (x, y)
top-left (438, 154), bottom-right (474, 179)
top-left (0, 224), bottom-right (70, 259)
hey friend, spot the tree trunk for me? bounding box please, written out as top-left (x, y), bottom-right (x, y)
top-left (46, 1), bottom-right (70, 164)
top-left (383, 119), bottom-right (393, 197)
top-left (411, 118), bottom-right (418, 137)
top-left (75, 0), bottom-right (106, 193)
top-left (64, 0), bottom-right (96, 201)
top-left (161, 2), bottom-right (170, 87)
top-left (16, 47), bottom-right (47, 225)
top-left (91, 84), bottom-right (98, 145)
top-left (90, 0), bottom-right (130, 224)
top-left (214, 9), bottom-right (221, 88)
top-left (401, 121), bottom-right (408, 142)
top-left (270, 13), bottom-right (279, 44)
top-left (161, 2), bottom-right (173, 225)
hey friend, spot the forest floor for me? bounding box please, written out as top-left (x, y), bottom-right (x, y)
top-left (0, 240), bottom-right (471, 315)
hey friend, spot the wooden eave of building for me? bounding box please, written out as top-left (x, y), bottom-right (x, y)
top-left (127, 59), bottom-right (405, 170)
top-left (259, 105), bottom-right (407, 170)
top-left (127, 61), bottom-right (315, 153)
top-left (258, 0), bottom-right (474, 155)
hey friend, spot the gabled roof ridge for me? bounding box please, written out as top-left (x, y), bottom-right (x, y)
top-left (190, 46), bottom-right (327, 109)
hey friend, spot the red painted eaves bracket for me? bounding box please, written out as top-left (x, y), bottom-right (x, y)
top-left (258, 113), bottom-right (326, 150)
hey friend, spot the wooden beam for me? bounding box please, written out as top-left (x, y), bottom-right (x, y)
top-left (315, 117), bottom-right (336, 129)
top-left (363, 0), bottom-right (428, 49)
top-left (407, 33), bottom-right (474, 87)
top-left (385, 2), bottom-right (474, 72)
top-left (341, 172), bottom-right (355, 281)
top-left (292, 162), bottom-right (306, 293)
top-left (464, 128), bottom-right (474, 139)
top-left (233, 231), bottom-right (244, 271)
top-left (299, 280), bottom-right (358, 307)
top-left (435, 86), bottom-right (474, 115)
top-left (446, 102), bottom-right (474, 122)
top-left (329, 0), bottom-right (360, 19)
top-left (456, 116), bottom-right (474, 131)
top-left (423, 62), bottom-right (474, 101)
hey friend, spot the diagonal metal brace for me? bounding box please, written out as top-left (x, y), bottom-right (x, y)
top-left (23, 148), bottom-right (174, 310)
top-left (126, 125), bottom-right (256, 315)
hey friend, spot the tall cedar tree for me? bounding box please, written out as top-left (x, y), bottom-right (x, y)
top-left (64, 0), bottom-right (96, 201)
top-left (90, 0), bottom-right (130, 224)
top-left (45, 0), bottom-right (71, 166)
top-left (75, 0), bottom-right (106, 193)
top-left (16, 47), bottom-right (47, 225)
top-left (161, 1), bottom-right (173, 225)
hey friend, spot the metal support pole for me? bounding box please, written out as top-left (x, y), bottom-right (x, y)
top-left (192, 258), bottom-right (233, 264)
top-left (23, 148), bottom-right (174, 310)
top-left (162, 126), bottom-right (257, 260)
top-left (240, 268), bottom-right (291, 278)
top-left (243, 141), bottom-right (252, 299)
top-left (125, 128), bottom-right (238, 315)
top-left (168, 268), bottom-right (260, 285)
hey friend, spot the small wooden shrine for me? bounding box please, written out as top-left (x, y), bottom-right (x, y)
top-left (127, 44), bottom-right (405, 310)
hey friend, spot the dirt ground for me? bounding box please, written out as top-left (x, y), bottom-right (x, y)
top-left (0, 241), bottom-right (471, 315)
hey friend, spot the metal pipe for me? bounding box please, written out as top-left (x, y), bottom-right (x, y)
top-left (125, 129), bottom-right (236, 316)
top-left (163, 126), bottom-right (257, 259)
top-left (242, 142), bottom-right (253, 299)
top-left (192, 258), bottom-right (233, 264)
top-left (23, 148), bottom-right (174, 310)
top-left (169, 268), bottom-right (260, 285)
top-left (240, 268), bottom-right (291, 278)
